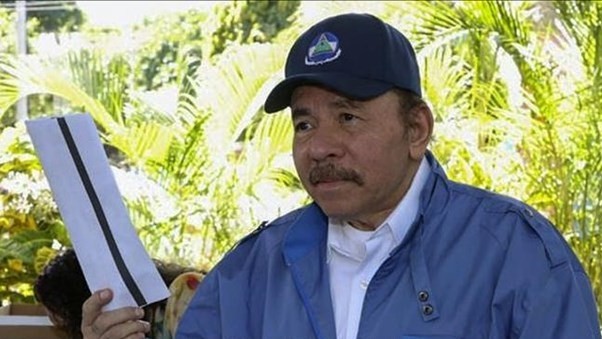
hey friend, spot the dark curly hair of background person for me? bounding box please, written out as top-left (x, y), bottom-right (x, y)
top-left (33, 248), bottom-right (89, 338)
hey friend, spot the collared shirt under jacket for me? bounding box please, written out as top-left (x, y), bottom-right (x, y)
top-left (177, 152), bottom-right (601, 339)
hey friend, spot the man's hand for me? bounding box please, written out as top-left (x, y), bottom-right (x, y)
top-left (81, 289), bottom-right (150, 339)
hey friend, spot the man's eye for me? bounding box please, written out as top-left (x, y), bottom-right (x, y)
top-left (294, 121), bottom-right (312, 132)
top-left (341, 113), bottom-right (357, 123)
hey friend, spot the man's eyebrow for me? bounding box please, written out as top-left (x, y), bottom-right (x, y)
top-left (291, 96), bottom-right (361, 119)
top-left (291, 107), bottom-right (310, 120)
top-left (330, 97), bottom-right (361, 110)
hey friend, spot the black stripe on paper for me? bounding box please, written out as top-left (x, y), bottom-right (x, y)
top-left (57, 117), bottom-right (146, 306)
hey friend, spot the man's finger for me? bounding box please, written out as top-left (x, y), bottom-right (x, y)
top-left (101, 320), bottom-right (150, 339)
top-left (82, 289), bottom-right (112, 328)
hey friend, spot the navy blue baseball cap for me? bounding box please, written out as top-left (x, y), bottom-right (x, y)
top-left (264, 13), bottom-right (421, 113)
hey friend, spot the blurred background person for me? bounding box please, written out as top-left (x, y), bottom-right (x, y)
top-left (33, 248), bottom-right (203, 339)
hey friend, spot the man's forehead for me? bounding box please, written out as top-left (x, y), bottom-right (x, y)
top-left (290, 85), bottom-right (362, 108)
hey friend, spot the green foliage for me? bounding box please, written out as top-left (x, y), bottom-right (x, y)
top-left (0, 51), bottom-right (126, 133)
top-left (0, 8), bottom-right (16, 54)
top-left (0, 5), bottom-right (40, 54)
top-left (205, 0), bottom-right (300, 57)
top-left (60, 50), bottom-right (131, 124)
top-left (132, 10), bottom-right (206, 90)
top-left (0, 123), bottom-right (69, 302)
top-left (530, 0), bottom-right (602, 316)
top-left (131, 42), bottom-right (295, 266)
top-left (0, 6), bottom-right (43, 126)
top-left (0, 0), bottom-right (85, 33)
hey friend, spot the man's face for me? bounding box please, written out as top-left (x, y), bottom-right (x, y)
top-left (291, 86), bottom-right (422, 230)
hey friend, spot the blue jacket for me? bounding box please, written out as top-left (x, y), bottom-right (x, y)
top-left (177, 153), bottom-right (601, 339)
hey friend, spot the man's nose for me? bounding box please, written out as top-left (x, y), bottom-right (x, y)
top-left (307, 127), bottom-right (345, 161)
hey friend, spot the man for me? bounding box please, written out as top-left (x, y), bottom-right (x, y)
top-left (82, 13), bottom-right (601, 339)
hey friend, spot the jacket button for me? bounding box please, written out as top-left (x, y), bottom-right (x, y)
top-left (418, 291), bottom-right (429, 302)
top-left (523, 207), bottom-right (534, 217)
top-left (422, 304), bottom-right (434, 316)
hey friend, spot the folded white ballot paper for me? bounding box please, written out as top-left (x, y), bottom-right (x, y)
top-left (26, 113), bottom-right (170, 311)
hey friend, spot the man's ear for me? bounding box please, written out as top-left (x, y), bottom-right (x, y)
top-left (408, 103), bottom-right (434, 160)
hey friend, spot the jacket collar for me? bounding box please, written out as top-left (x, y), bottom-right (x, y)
top-left (282, 150), bottom-right (450, 265)
top-left (282, 204), bottom-right (335, 339)
top-left (418, 150), bottom-right (451, 218)
top-left (282, 203), bottom-right (328, 265)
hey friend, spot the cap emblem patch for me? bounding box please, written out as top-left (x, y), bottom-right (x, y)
top-left (305, 32), bottom-right (341, 66)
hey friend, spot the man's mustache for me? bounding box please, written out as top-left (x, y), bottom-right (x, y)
top-left (308, 163), bottom-right (363, 185)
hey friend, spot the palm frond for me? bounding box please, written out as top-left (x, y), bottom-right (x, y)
top-left (108, 121), bottom-right (176, 167)
top-left (0, 54), bottom-right (122, 134)
top-left (191, 42), bottom-right (287, 149)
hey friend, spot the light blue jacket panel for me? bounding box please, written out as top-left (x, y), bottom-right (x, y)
top-left (177, 153), bottom-right (601, 339)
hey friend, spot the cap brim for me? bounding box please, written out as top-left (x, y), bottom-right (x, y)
top-left (263, 73), bottom-right (393, 113)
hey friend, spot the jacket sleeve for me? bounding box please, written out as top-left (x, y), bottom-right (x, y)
top-left (174, 270), bottom-right (221, 339)
top-left (517, 263), bottom-right (601, 339)
top-left (490, 206), bottom-right (601, 339)
top-left (508, 209), bottom-right (602, 338)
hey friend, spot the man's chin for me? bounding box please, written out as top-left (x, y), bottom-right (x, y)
top-left (315, 202), bottom-right (354, 220)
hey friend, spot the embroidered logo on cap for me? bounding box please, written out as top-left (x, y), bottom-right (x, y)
top-left (305, 32), bottom-right (341, 66)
